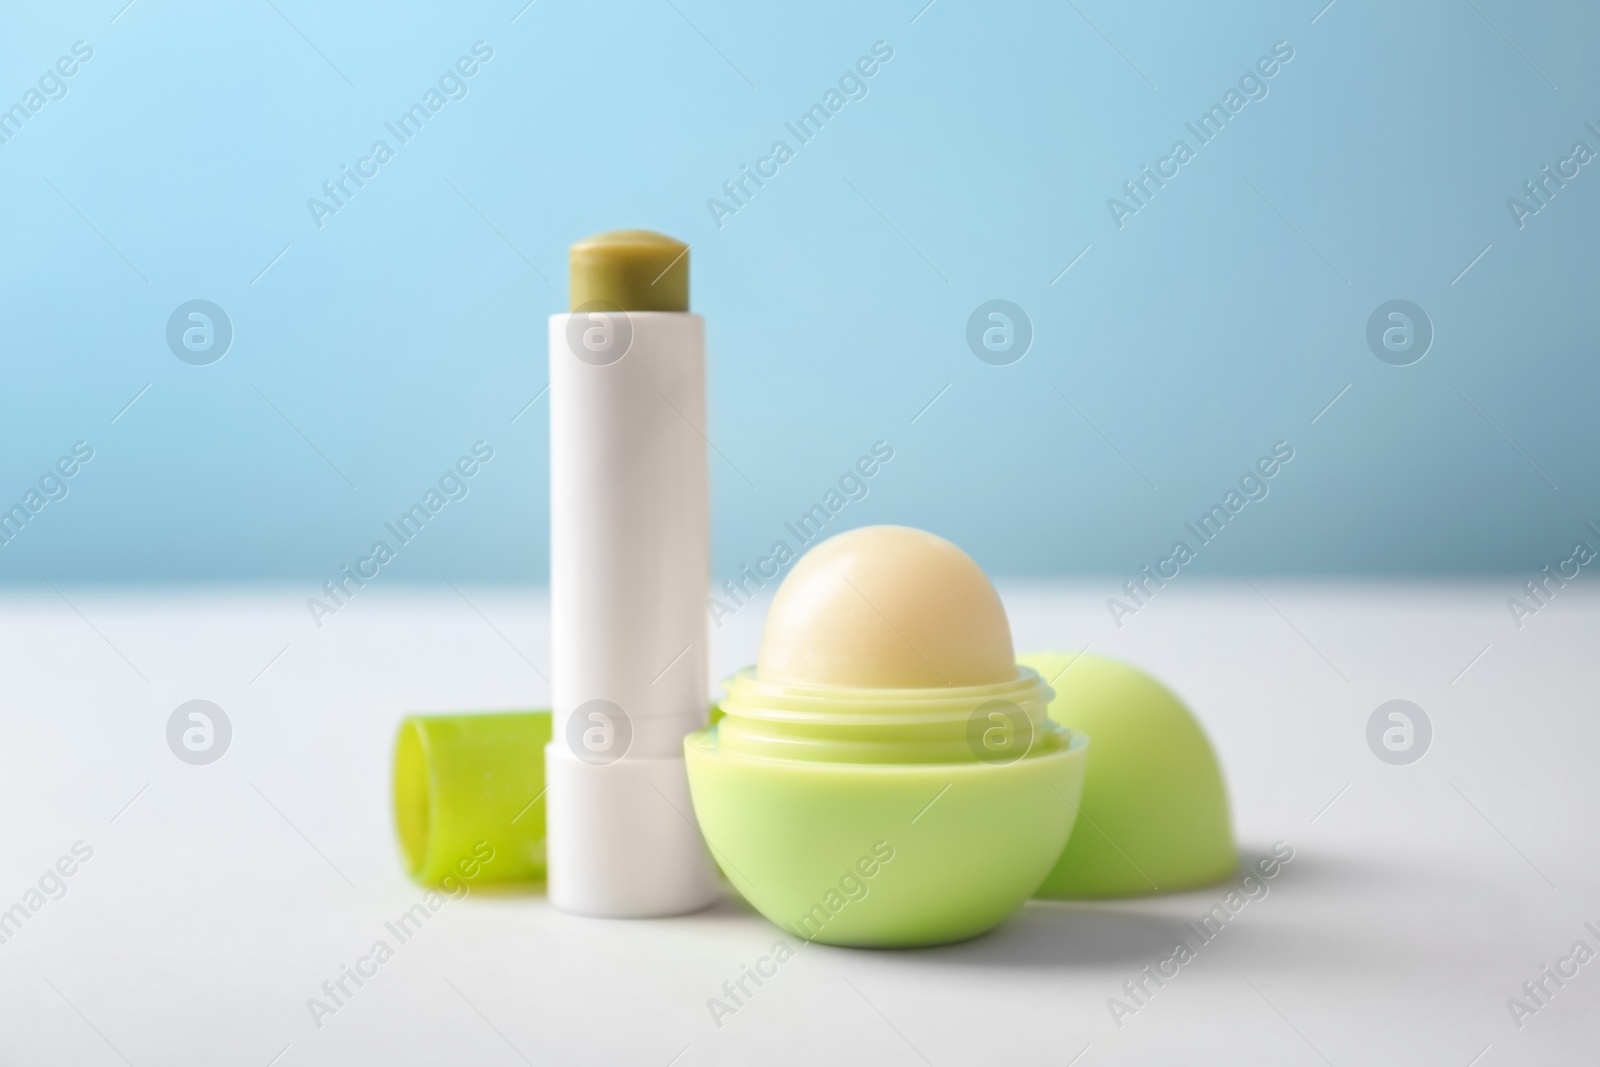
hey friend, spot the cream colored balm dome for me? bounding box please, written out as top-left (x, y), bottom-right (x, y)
top-left (756, 525), bottom-right (1017, 688)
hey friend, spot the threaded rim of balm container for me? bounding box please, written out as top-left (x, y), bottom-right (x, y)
top-left (715, 666), bottom-right (1061, 764)
top-left (569, 229), bottom-right (689, 312)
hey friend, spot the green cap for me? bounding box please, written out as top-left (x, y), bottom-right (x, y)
top-left (1019, 652), bottom-right (1237, 898)
top-left (393, 711), bottom-right (551, 886)
top-left (569, 229), bottom-right (689, 312)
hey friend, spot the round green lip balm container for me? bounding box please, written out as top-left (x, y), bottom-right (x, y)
top-left (685, 526), bottom-right (1089, 947)
top-left (1020, 651), bottom-right (1236, 899)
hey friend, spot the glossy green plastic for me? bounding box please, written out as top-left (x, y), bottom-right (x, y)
top-left (685, 671), bottom-right (1088, 947)
top-left (1021, 652), bottom-right (1236, 899)
top-left (393, 711), bottom-right (551, 885)
top-left (716, 667), bottom-right (1056, 764)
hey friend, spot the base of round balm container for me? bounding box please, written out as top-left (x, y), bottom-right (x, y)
top-left (393, 712), bottom-right (552, 885)
top-left (685, 728), bottom-right (1088, 947)
top-left (1020, 651), bottom-right (1237, 899)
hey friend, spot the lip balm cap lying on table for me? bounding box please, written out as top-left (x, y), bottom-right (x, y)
top-left (546, 229), bottom-right (720, 918)
top-left (393, 711), bottom-right (552, 885)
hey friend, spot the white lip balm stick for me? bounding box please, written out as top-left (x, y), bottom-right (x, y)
top-left (546, 230), bottom-right (720, 917)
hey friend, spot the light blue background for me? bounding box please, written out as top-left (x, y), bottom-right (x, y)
top-left (1, 0), bottom-right (1595, 584)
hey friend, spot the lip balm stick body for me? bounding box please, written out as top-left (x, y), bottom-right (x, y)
top-left (547, 230), bottom-right (720, 917)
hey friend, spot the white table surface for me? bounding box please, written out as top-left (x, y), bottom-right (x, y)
top-left (1, 581), bottom-right (1596, 1066)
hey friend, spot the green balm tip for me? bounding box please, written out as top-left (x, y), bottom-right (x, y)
top-left (569, 229), bottom-right (689, 312)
